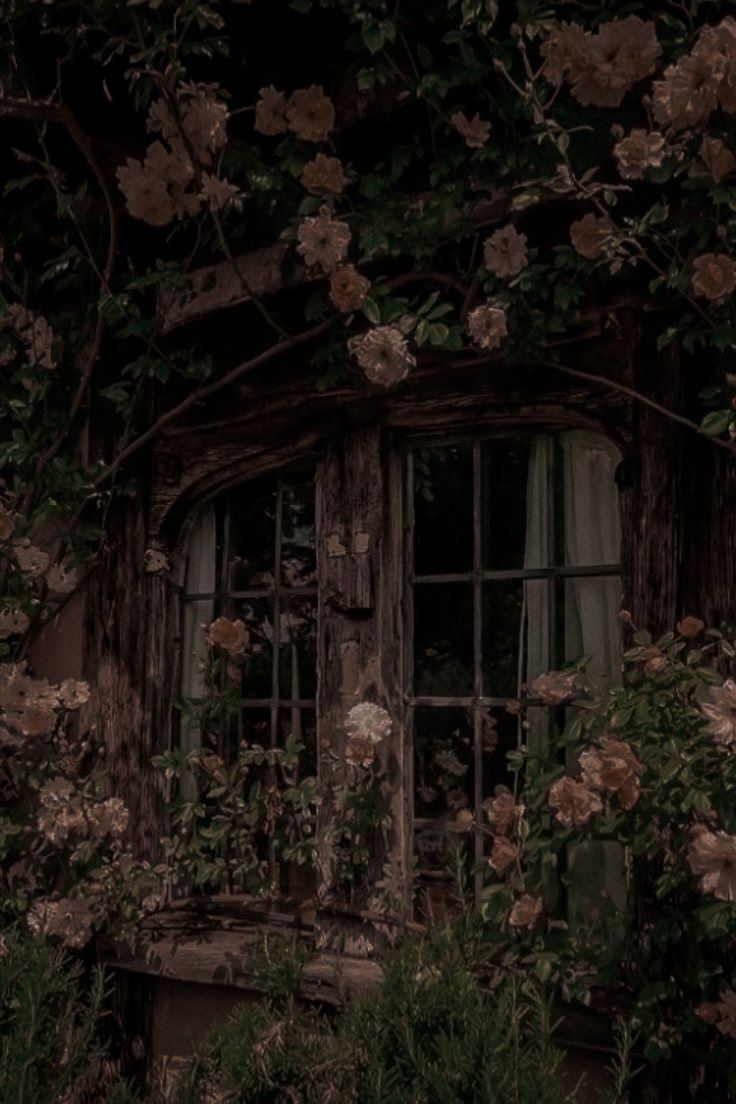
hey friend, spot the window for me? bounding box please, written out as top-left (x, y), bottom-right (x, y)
top-left (180, 469), bottom-right (317, 775)
top-left (406, 430), bottom-right (622, 902)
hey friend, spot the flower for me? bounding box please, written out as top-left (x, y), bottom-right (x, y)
top-left (450, 111), bottom-right (491, 149)
top-left (14, 705), bottom-right (57, 737)
top-left (329, 265), bottom-right (370, 312)
top-left (59, 679), bottom-right (90, 710)
top-left (613, 130), bottom-right (665, 180)
top-left (454, 808), bottom-right (475, 832)
top-left (207, 617), bottom-right (249, 656)
top-left (714, 990), bottom-right (736, 1039)
top-left (548, 776), bottom-right (603, 828)
top-left (699, 137), bottom-right (736, 183)
top-left (688, 829), bottom-right (736, 901)
top-left (344, 701), bottom-right (392, 744)
top-left (0, 934), bottom-right (7, 961)
top-left (0, 608), bottom-right (29, 639)
top-left (483, 790), bottom-right (521, 836)
top-left (46, 563), bottom-right (78, 595)
top-left (286, 86), bottom-right (335, 142)
top-left (8, 305), bottom-right (56, 369)
top-left (348, 325), bottom-right (416, 387)
top-left (702, 679), bottom-right (736, 748)
top-left (116, 148), bottom-right (176, 227)
top-left (569, 17), bottom-right (661, 108)
top-left (88, 797), bottom-right (129, 839)
top-left (13, 542), bottom-right (49, 578)
top-left (255, 86), bottom-right (288, 136)
top-left (580, 738), bottom-right (643, 810)
top-left (147, 88), bottom-right (227, 166)
top-left (488, 836), bottom-right (519, 875)
top-left (508, 894), bottom-right (543, 929)
top-left (677, 615), bottom-right (705, 638)
top-left (692, 253), bottom-right (736, 301)
top-left (530, 670), bottom-right (578, 706)
top-left (144, 548), bottom-right (170, 573)
top-left (653, 19), bottom-right (736, 130)
top-left (570, 214), bottom-right (611, 260)
top-left (540, 22), bottom-right (588, 85)
top-left (300, 154), bottom-right (346, 195)
top-left (296, 206), bottom-right (351, 273)
top-left (345, 734), bottom-right (379, 768)
top-left (483, 226), bottom-right (528, 279)
top-left (27, 897), bottom-right (94, 949)
top-left (200, 174), bottom-right (240, 211)
top-left (467, 304), bottom-right (508, 351)
top-left (0, 506), bottom-right (14, 541)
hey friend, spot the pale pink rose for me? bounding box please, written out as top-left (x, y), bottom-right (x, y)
top-left (296, 206), bottom-right (351, 273)
top-left (569, 17), bottom-right (661, 108)
top-left (467, 304), bottom-right (507, 351)
top-left (540, 22), bottom-right (588, 85)
top-left (688, 829), bottom-right (736, 901)
top-left (0, 608), bottom-right (29, 639)
top-left (329, 265), bottom-right (370, 312)
top-left (116, 146), bottom-right (176, 227)
top-left (613, 130), bottom-right (665, 180)
top-left (508, 893), bottom-right (543, 929)
top-left (483, 790), bottom-right (521, 836)
top-left (699, 137), bottom-right (736, 183)
top-left (300, 153), bottom-right (346, 195)
top-left (345, 734), bottom-right (378, 768)
top-left (677, 616), bottom-right (705, 639)
top-left (13, 543), bottom-right (49, 578)
top-left (692, 253), bottom-right (736, 301)
top-left (255, 86), bottom-right (288, 136)
top-left (570, 213), bottom-right (612, 260)
top-left (348, 325), bottom-right (415, 387)
top-left (580, 738), bottom-right (643, 811)
top-left (548, 776), bottom-right (603, 828)
top-left (530, 670), bottom-right (578, 706)
top-left (286, 86), bottom-right (335, 142)
top-left (454, 808), bottom-right (475, 832)
top-left (206, 616), bottom-right (249, 656)
top-left (58, 679), bottom-right (90, 710)
top-left (488, 836), bottom-right (519, 875)
top-left (46, 563), bottom-right (78, 595)
top-left (483, 225), bottom-right (528, 279)
top-left (200, 174), bottom-right (239, 211)
top-left (653, 54), bottom-right (719, 131)
top-left (450, 111), bottom-right (491, 149)
top-left (702, 679), bottom-right (736, 749)
top-left (714, 989), bottom-right (736, 1039)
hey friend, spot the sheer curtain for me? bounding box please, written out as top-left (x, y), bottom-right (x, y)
top-left (179, 505), bottom-right (217, 797)
top-left (522, 431), bottom-right (626, 918)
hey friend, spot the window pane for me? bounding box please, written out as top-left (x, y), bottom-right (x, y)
top-left (227, 478), bottom-right (277, 590)
top-left (228, 707), bottom-right (271, 758)
top-left (482, 581), bottom-right (523, 698)
top-left (279, 598), bottom-right (317, 700)
top-left (414, 584), bottom-right (474, 696)
top-left (481, 437), bottom-right (532, 570)
top-left (414, 707), bottom-right (474, 819)
top-left (482, 710), bottom-right (520, 797)
top-left (278, 707), bottom-right (317, 779)
top-left (281, 473), bottom-right (316, 588)
top-left (561, 432), bottom-right (621, 567)
top-left (414, 446), bottom-right (473, 575)
top-left (564, 576), bottom-right (621, 684)
top-left (220, 597), bottom-right (274, 698)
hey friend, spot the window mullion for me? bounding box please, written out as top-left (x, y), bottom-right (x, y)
top-left (473, 439), bottom-right (483, 900)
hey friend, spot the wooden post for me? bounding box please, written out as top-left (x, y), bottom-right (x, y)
top-left (314, 426), bottom-right (410, 955)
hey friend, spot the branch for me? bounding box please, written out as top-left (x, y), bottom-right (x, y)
top-left (93, 317), bottom-right (334, 489)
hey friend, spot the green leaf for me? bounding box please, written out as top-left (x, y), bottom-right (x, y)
top-left (700, 409), bottom-right (732, 437)
top-left (361, 297), bottom-right (381, 325)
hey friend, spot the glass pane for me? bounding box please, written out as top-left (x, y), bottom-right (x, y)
top-left (414, 707), bottom-right (474, 819)
top-left (278, 708), bottom-right (317, 779)
top-left (278, 598), bottom-right (317, 701)
top-left (413, 446), bottom-right (473, 575)
top-left (219, 597), bottom-right (274, 698)
top-left (481, 710), bottom-right (520, 798)
top-left (414, 584), bottom-right (474, 696)
top-left (561, 432), bottom-right (621, 568)
top-left (228, 707), bottom-right (271, 758)
top-left (481, 436), bottom-right (532, 570)
top-left (482, 581), bottom-right (523, 698)
top-left (281, 473), bottom-right (316, 588)
top-left (227, 477), bottom-right (277, 590)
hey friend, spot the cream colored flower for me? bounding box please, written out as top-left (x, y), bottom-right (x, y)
top-left (688, 829), bottom-right (736, 901)
top-left (467, 304), bottom-right (508, 351)
top-left (46, 563), bottom-right (78, 595)
top-left (483, 790), bottom-right (520, 836)
top-left (301, 153), bottom-right (346, 195)
top-left (255, 86), bottom-right (288, 136)
top-left (296, 206), bottom-right (351, 272)
top-left (27, 896), bottom-right (94, 949)
top-left (702, 679), bottom-right (736, 748)
top-left (14, 705), bottom-right (57, 737)
top-left (286, 86), bottom-right (335, 142)
top-left (488, 836), bottom-right (519, 875)
top-left (200, 174), bottom-right (239, 211)
top-left (699, 137), bottom-right (736, 183)
top-left (677, 615), bottom-right (705, 638)
top-left (548, 775), bottom-right (603, 828)
top-left (540, 22), bottom-right (587, 85)
top-left (570, 213), bottom-right (611, 260)
top-left (116, 148), bottom-right (176, 227)
top-left (59, 679), bottom-right (90, 710)
top-left (653, 53), bottom-right (719, 131)
top-left (450, 111), bottom-right (491, 149)
top-left (569, 17), bottom-right (661, 109)
top-left (508, 893), bottom-right (543, 929)
top-left (13, 542), bottom-right (49, 578)
top-left (580, 738), bottom-right (643, 810)
top-left (692, 254), bottom-right (736, 301)
top-left (483, 226), bottom-right (528, 279)
top-left (345, 734), bottom-right (378, 769)
top-left (0, 608), bottom-right (29, 639)
top-left (530, 670), bottom-right (578, 706)
top-left (144, 548), bottom-right (170, 573)
top-left (0, 506), bottom-right (14, 541)
top-left (344, 701), bottom-right (392, 744)
top-left (88, 797), bottom-right (129, 839)
top-left (348, 325), bottom-right (415, 387)
top-left (8, 305), bottom-right (56, 370)
top-left (613, 130), bottom-right (665, 180)
top-left (206, 617), bottom-right (249, 656)
top-left (329, 265), bottom-right (370, 312)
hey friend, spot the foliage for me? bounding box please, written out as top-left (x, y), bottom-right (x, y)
top-left (176, 927), bottom-right (584, 1104)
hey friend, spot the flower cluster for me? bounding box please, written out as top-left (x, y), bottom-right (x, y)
top-left (0, 664), bottom-right (89, 741)
top-left (653, 18), bottom-right (736, 131)
top-left (255, 84), bottom-right (334, 142)
top-left (343, 701), bottom-right (392, 768)
top-left (541, 17), bottom-right (660, 108)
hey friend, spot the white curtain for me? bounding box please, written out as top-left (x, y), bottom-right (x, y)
top-left (179, 505), bottom-right (217, 797)
top-left (522, 431), bottom-right (626, 918)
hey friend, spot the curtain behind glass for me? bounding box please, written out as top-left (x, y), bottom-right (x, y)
top-left (180, 505), bottom-right (217, 797)
top-left (522, 435), bottom-right (553, 754)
